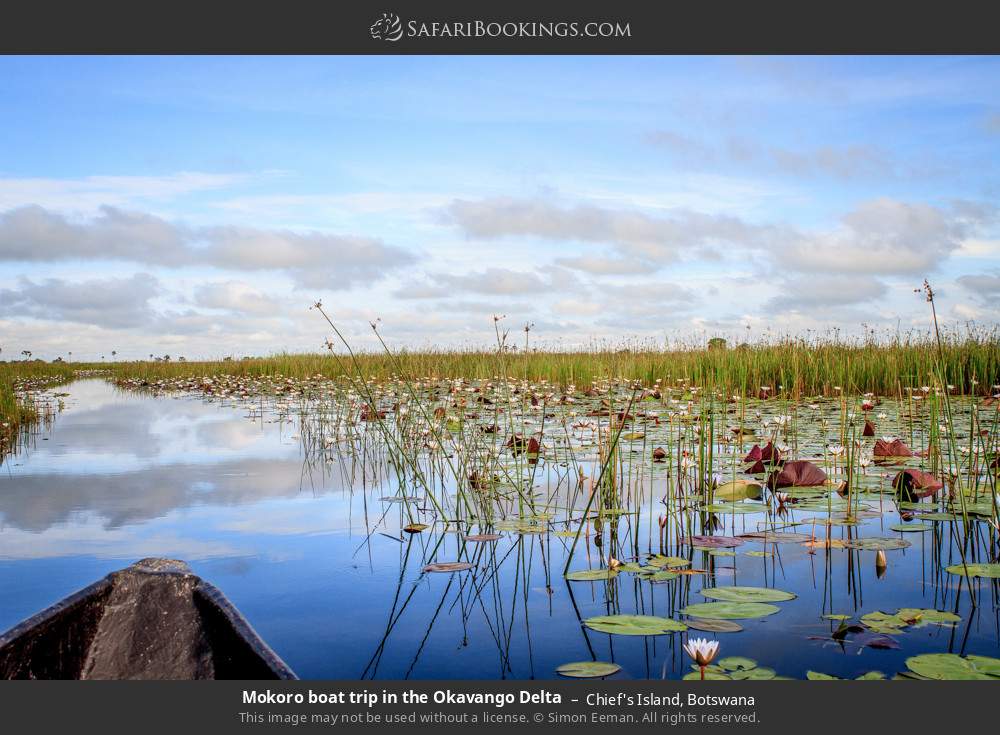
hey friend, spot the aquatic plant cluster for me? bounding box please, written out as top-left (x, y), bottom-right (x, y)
top-left (107, 355), bottom-right (1000, 680)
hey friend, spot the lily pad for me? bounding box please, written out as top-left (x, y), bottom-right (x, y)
top-left (679, 535), bottom-right (745, 548)
top-left (701, 502), bottom-right (766, 514)
top-left (682, 670), bottom-right (731, 680)
top-left (700, 586), bottom-right (796, 603)
top-left (423, 562), bottom-right (474, 573)
top-left (889, 523), bottom-right (932, 532)
top-left (685, 618), bottom-right (744, 633)
top-left (680, 602), bottom-right (781, 620)
top-left (718, 656), bottom-right (757, 671)
top-left (583, 614), bottom-right (687, 636)
top-left (732, 666), bottom-right (776, 680)
top-left (944, 562), bottom-right (1000, 578)
top-left (565, 568), bottom-right (617, 581)
top-left (843, 537), bottom-right (911, 551)
top-left (806, 671), bottom-right (839, 680)
top-left (906, 653), bottom-right (1000, 680)
top-left (739, 531), bottom-right (814, 543)
top-left (555, 661), bottom-right (622, 678)
top-left (647, 555), bottom-right (691, 568)
top-left (464, 533), bottom-right (502, 542)
top-left (713, 480), bottom-right (763, 501)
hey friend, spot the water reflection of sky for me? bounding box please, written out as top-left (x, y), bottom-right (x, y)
top-left (1, 380), bottom-right (997, 680)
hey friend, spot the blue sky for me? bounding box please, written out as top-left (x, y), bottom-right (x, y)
top-left (1, 56), bottom-right (998, 359)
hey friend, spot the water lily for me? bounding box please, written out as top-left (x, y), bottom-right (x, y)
top-left (683, 637), bottom-right (720, 680)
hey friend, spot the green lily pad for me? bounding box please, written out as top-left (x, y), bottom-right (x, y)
top-left (896, 608), bottom-right (960, 626)
top-left (843, 537), bottom-right (911, 551)
top-left (718, 656), bottom-right (757, 671)
top-left (806, 671), bottom-right (839, 680)
top-left (944, 562), bottom-right (1000, 578)
top-left (555, 661), bottom-right (622, 678)
top-left (889, 523), bottom-right (932, 532)
top-left (682, 670), bottom-right (731, 680)
top-left (700, 586), bottom-right (796, 603)
top-left (583, 614), bottom-right (687, 636)
top-left (855, 671), bottom-right (886, 680)
top-left (615, 561), bottom-right (648, 574)
top-left (685, 618), bottom-right (744, 633)
top-left (565, 568), bottom-right (617, 581)
top-left (967, 656), bottom-right (1000, 676)
top-left (905, 653), bottom-right (1000, 680)
top-left (731, 666), bottom-right (776, 680)
top-left (823, 614), bottom-right (850, 621)
top-left (713, 480), bottom-right (763, 501)
top-left (680, 602), bottom-right (781, 620)
top-left (701, 502), bottom-right (766, 514)
top-left (913, 512), bottom-right (959, 522)
top-left (647, 555), bottom-right (691, 568)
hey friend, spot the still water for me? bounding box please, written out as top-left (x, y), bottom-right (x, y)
top-left (0, 379), bottom-right (996, 679)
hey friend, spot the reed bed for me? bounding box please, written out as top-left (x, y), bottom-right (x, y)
top-left (98, 329), bottom-right (1000, 395)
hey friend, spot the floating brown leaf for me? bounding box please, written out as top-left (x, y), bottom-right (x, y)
top-left (767, 460), bottom-right (827, 489)
top-left (892, 469), bottom-right (943, 500)
top-left (874, 438), bottom-right (914, 458)
top-left (423, 562), bottom-right (474, 573)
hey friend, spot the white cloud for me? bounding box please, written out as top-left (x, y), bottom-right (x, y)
top-left (0, 273), bottom-right (161, 329)
top-left (0, 205), bottom-right (416, 289)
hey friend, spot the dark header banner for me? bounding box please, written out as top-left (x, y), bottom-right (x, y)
top-left (2, 0), bottom-right (1000, 54)
top-left (0, 679), bottom-right (996, 733)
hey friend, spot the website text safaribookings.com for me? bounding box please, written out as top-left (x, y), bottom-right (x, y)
top-left (406, 20), bottom-right (632, 39)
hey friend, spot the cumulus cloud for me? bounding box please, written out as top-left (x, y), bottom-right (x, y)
top-left (442, 197), bottom-right (774, 267)
top-left (192, 281), bottom-right (284, 315)
top-left (0, 205), bottom-right (415, 289)
top-left (441, 195), bottom-right (995, 280)
top-left (0, 273), bottom-right (161, 329)
top-left (765, 275), bottom-right (887, 313)
top-left (779, 198), bottom-right (995, 275)
top-left (957, 273), bottom-right (1000, 304)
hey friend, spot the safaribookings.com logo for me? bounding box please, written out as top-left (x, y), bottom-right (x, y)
top-left (370, 13), bottom-right (404, 41)
top-left (369, 13), bottom-right (631, 42)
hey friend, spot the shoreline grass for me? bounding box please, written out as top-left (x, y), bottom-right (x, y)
top-left (91, 332), bottom-right (1000, 395)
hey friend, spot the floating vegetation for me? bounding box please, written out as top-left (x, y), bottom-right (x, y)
top-left (680, 602), bottom-right (782, 620)
top-left (944, 563), bottom-right (1000, 579)
top-left (905, 654), bottom-right (1000, 680)
top-left (699, 586), bottom-right (796, 603)
top-left (564, 568), bottom-right (617, 581)
top-left (422, 562), bottom-right (474, 573)
top-left (583, 615), bottom-right (687, 636)
top-left (5, 315), bottom-right (998, 681)
top-left (686, 618), bottom-right (744, 633)
top-left (555, 661), bottom-right (621, 678)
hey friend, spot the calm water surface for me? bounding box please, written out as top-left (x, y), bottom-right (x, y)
top-left (1, 379), bottom-right (996, 679)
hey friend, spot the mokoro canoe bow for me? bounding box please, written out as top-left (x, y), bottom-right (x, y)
top-left (0, 558), bottom-right (297, 679)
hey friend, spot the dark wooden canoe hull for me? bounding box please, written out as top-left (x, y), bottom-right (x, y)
top-left (0, 558), bottom-right (296, 680)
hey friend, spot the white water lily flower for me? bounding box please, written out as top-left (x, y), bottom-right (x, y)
top-left (683, 638), bottom-right (720, 667)
top-left (827, 444), bottom-right (845, 456)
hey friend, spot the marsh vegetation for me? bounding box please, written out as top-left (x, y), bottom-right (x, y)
top-left (2, 310), bottom-right (999, 680)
